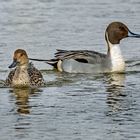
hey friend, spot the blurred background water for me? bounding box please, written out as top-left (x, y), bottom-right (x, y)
top-left (0, 0), bottom-right (140, 140)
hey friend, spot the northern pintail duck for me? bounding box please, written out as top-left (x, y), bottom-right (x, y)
top-left (30, 22), bottom-right (140, 73)
top-left (5, 49), bottom-right (45, 87)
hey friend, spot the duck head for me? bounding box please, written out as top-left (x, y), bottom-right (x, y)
top-left (105, 21), bottom-right (140, 45)
top-left (9, 49), bottom-right (29, 68)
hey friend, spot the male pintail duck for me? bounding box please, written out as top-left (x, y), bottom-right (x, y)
top-left (30, 22), bottom-right (140, 73)
top-left (5, 49), bottom-right (45, 87)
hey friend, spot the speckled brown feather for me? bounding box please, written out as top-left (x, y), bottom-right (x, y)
top-left (27, 63), bottom-right (45, 87)
top-left (5, 69), bottom-right (16, 86)
top-left (5, 63), bottom-right (45, 87)
top-left (5, 49), bottom-right (45, 87)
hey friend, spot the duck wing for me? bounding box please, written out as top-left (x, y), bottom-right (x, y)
top-left (55, 49), bottom-right (106, 63)
top-left (46, 49), bottom-right (106, 67)
top-left (27, 63), bottom-right (45, 87)
top-left (5, 69), bottom-right (16, 86)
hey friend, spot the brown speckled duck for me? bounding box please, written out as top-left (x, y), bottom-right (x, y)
top-left (5, 49), bottom-right (45, 88)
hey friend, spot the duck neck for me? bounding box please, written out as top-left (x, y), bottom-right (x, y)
top-left (17, 61), bottom-right (29, 69)
top-left (107, 43), bottom-right (123, 59)
top-left (105, 33), bottom-right (125, 72)
top-left (107, 43), bottom-right (125, 72)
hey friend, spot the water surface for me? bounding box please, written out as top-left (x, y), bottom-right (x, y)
top-left (0, 0), bottom-right (140, 140)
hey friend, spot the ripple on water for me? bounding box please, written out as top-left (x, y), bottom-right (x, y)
top-left (1, 0), bottom-right (140, 139)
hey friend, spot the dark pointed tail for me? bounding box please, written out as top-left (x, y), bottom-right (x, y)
top-left (29, 58), bottom-right (48, 62)
top-left (29, 58), bottom-right (58, 68)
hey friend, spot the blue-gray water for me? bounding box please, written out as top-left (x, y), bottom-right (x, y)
top-left (0, 0), bottom-right (140, 140)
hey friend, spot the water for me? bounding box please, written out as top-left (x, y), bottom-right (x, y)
top-left (0, 0), bottom-right (140, 139)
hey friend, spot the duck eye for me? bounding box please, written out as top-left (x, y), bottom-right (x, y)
top-left (119, 26), bottom-right (123, 30)
top-left (119, 26), bottom-right (126, 31)
top-left (20, 53), bottom-right (23, 56)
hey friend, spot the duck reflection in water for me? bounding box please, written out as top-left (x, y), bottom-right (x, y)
top-left (10, 87), bottom-right (41, 114)
top-left (105, 73), bottom-right (126, 113)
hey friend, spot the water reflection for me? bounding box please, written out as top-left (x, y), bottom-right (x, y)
top-left (45, 71), bottom-right (84, 87)
top-left (105, 73), bottom-right (126, 113)
top-left (9, 87), bottom-right (41, 114)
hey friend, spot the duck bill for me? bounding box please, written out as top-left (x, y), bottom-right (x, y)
top-left (9, 60), bottom-right (18, 68)
top-left (128, 30), bottom-right (140, 38)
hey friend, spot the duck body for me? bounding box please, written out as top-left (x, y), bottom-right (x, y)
top-left (6, 63), bottom-right (45, 87)
top-left (29, 22), bottom-right (140, 73)
top-left (6, 49), bottom-right (45, 88)
top-left (47, 45), bottom-right (125, 73)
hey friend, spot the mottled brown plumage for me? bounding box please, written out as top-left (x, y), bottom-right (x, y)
top-left (5, 49), bottom-right (45, 87)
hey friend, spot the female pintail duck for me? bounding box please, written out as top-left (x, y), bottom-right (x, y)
top-left (5, 49), bottom-right (45, 87)
top-left (30, 22), bottom-right (140, 73)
